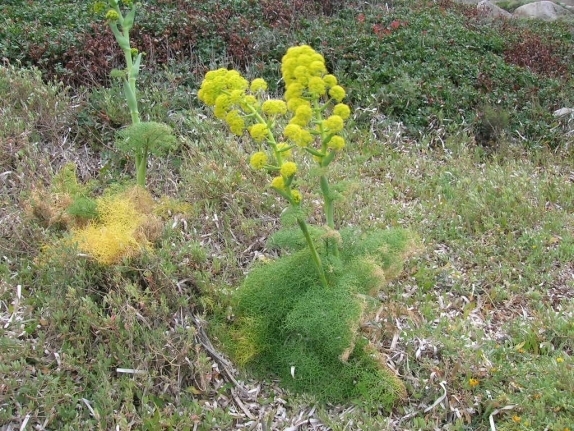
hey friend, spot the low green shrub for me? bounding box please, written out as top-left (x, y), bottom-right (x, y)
top-left (310, 0), bottom-right (574, 146)
top-left (230, 227), bottom-right (414, 407)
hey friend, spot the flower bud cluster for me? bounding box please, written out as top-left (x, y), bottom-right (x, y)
top-left (105, 9), bottom-right (120, 21)
top-left (198, 69), bottom-right (287, 139)
top-left (199, 45), bottom-right (351, 208)
top-left (280, 45), bottom-right (351, 159)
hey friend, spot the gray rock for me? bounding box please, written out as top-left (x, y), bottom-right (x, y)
top-left (513, 1), bottom-right (571, 20)
top-left (553, 108), bottom-right (574, 117)
top-left (477, 0), bottom-right (513, 18)
top-left (454, 0), bottom-right (512, 4)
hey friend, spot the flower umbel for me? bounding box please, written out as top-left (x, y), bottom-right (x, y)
top-left (329, 85), bottom-right (346, 102)
top-left (333, 103), bottom-right (351, 120)
top-left (328, 136), bottom-right (346, 151)
top-left (262, 100), bottom-right (288, 116)
top-left (250, 152), bottom-right (268, 170)
top-left (249, 123), bottom-right (269, 142)
top-left (250, 78), bottom-right (268, 92)
top-left (324, 115), bottom-right (345, 133)
top-left (270, 176), bottom-right (285, 190)
top-left (280, 162), bottom-right (297, 178)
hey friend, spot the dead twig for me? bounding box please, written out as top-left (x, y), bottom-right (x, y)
top-left (190, 311), bottom-right (255, 420)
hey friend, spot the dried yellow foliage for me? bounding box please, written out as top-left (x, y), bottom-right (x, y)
top-left (72, 187), bottom-right (158, 265)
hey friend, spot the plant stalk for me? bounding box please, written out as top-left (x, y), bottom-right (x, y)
top-left (320, 175), bottom-right (339, 258)
top-left (135, 151), bottom-right (147, 187)
top-left (297, 217), bottom-right (328, 288)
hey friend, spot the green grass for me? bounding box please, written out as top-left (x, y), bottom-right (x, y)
top-left (1, 0), bottom-right (574, 430)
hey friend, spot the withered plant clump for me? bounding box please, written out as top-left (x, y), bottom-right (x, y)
top-left (35, 182), bottom-right (164, 266)
top-left (503, 31), bottom-right (570, 79)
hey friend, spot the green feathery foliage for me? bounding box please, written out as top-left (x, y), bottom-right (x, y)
top-left (115, 121), bottom-right (177, 186)
top-left (228, 227), bottom-right (415, 408)
top-left (65, 195), bottom-right (99, 220)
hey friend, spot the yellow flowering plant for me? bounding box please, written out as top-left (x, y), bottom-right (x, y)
top-left (198, 45), bottom-right (352, 288)
top-left (200, 46), bottom-right (417, 406)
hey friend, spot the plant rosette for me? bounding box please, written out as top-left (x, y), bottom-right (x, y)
top-left (228, 226), bottom-right (416, 408)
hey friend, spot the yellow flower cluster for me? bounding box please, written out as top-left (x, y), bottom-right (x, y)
top-left (225, 110), bottom-right (245, 136)
top-left (262, 99), bottom-right (287, 116)
top-left (198, 69), bottom-right (248, 106)
top-left (280, 161), bottom-right (297, 178)
top-left (323, 115), bottom-right (344, 133)
top-left (281, 45), bottom-right (347, 106)
top-left (197, 69), bottom-right (251, 135)
top-left (280, 45), bottom-right (351, 156)
top-left (283, 124), bottom-right (313, 147)
top-left (328, 136), bottom-right (346, 151)
top-left (250, 78), bottom-right (268, 92)
top-left (105, 9), bottom-right (120, 21)
top-left (333, 103), bottom-right (351, 120)
top-left (271, 176), bottom-right (285, 190)
top-left (198, 69), bottom-right (287, 139)
top-left (249, 123), bottom-right (269, 142)
top-left (198, 45), bottom-right (352, 210)
top-left (249, 151), bottom-right (268, 170)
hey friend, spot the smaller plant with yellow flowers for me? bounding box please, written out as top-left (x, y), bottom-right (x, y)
top-left (95, 0), bottom-right (177, 187)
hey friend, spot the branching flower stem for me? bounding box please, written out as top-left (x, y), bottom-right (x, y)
top-left (314, 99), bottom-right (339, 258)
top-left (250, 104), bottom-right (329, 288)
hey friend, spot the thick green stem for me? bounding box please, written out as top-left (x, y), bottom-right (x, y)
top-left (135, 151), bottom-right (147, 187)
top-left (109, 6), bottom-right (140, 125)
top-left (297, 217), bottom-right (328, 289)
top-left (320, 175), bottom-right (339, 258)
top-left (312, 97), bottom-right (340, 258)
top-left (110, 4), bottom-right (145, 184)
top-left (121, 33), bottom-right (139, 124)
top-left (320, 175), bottom-right (334, 229)
top-left (123, 78), bottom-right (140, 125)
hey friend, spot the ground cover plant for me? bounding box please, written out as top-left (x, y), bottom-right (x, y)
top-left (2, 0), bottom-right (574, 146)
top-left (1, 0), bottom-right (574, 430)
